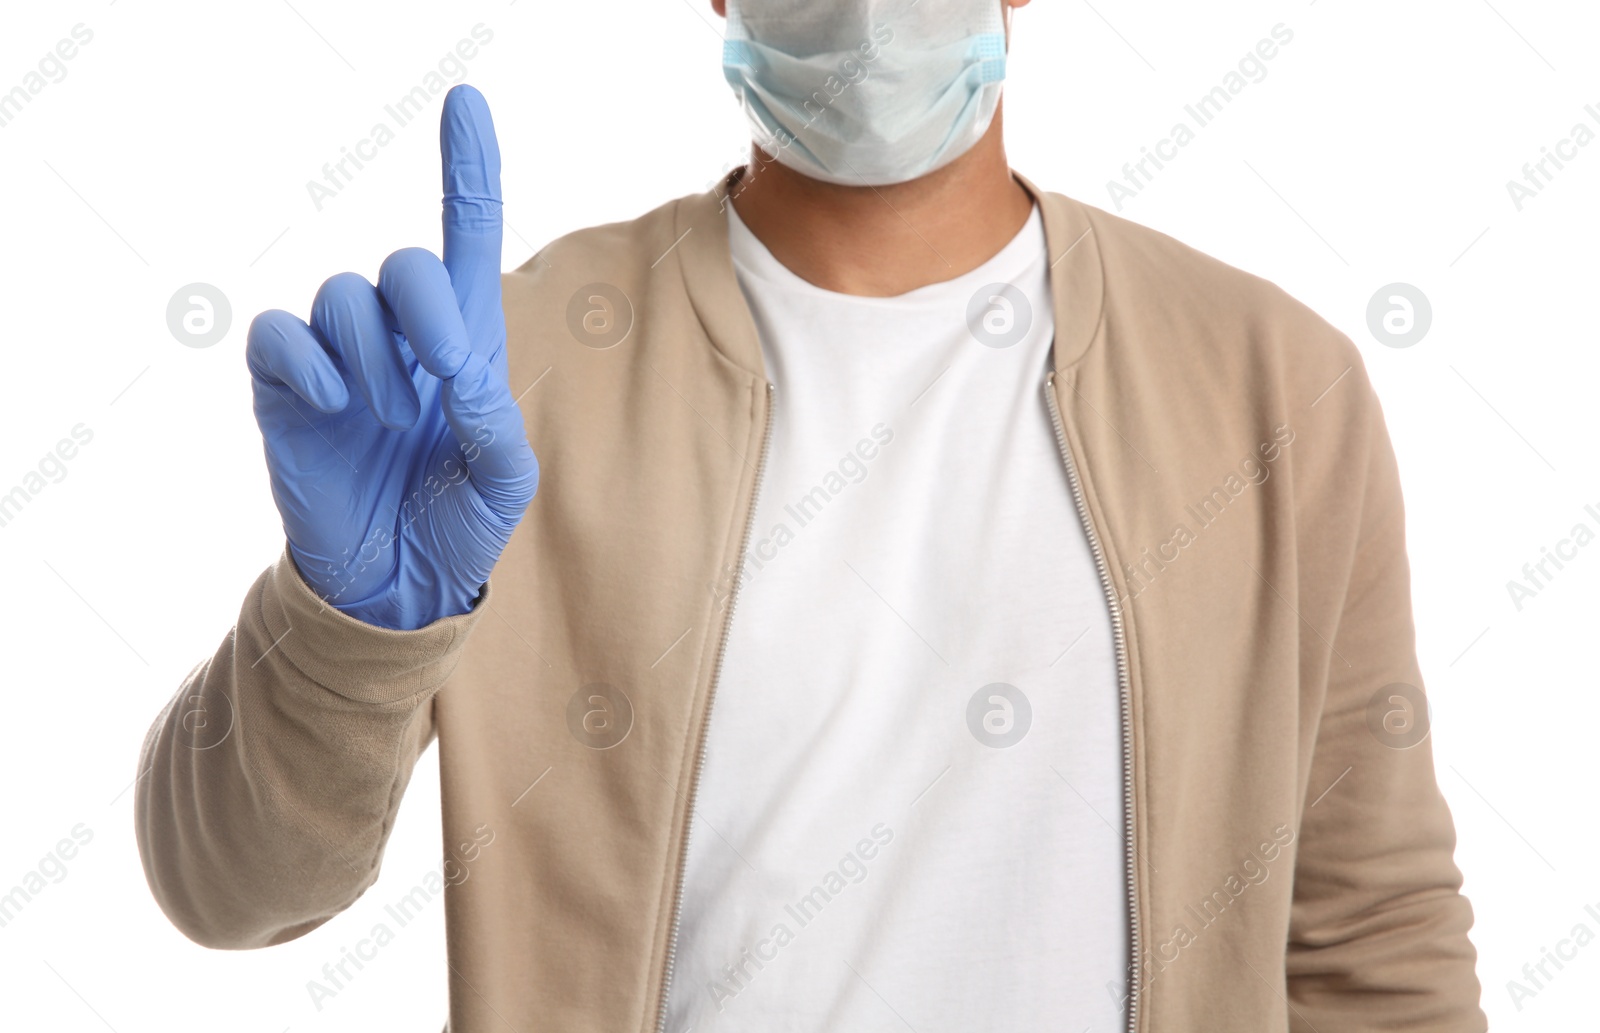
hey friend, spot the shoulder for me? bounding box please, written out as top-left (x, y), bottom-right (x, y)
top-left (1081, 197), bottom-right (1347, 346)
top-left (502, 193), bottom-right (687, 304)
top-left (1058, 192), bottom-right (1374, 422)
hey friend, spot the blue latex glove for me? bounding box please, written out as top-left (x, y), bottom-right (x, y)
top-left (245, 86), bottom-right (538, 630)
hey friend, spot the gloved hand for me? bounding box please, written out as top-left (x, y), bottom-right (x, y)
top-left (245, 85), bottom-right (538, 631)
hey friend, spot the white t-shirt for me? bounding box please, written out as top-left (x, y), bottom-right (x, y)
top-left (664, 201), bottom-right (1128, 1031)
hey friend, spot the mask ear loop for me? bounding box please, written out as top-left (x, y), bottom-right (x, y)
top-left (1003, 1), bottom-right (1014, 52)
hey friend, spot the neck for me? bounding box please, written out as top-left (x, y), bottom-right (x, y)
top-left (725, 105), bottom-right (1034, 297)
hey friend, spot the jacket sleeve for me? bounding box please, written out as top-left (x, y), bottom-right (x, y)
top-left (134, 548), bottom-right (485, 949)
top-left (1284, 365), bottom-right (1487, 1030)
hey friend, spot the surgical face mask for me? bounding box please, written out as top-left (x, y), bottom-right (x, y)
top-left (722, 0), bottom-right (1008, 187)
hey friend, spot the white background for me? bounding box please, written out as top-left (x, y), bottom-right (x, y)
top-left (0, 0), bottom-right (1596, 1028)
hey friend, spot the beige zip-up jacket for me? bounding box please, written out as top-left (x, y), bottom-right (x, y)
top-left (136, 169), bottom-right (1486, 1032)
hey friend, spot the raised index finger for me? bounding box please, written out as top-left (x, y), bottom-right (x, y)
top-left (439, 84), bottom-right (503, 338)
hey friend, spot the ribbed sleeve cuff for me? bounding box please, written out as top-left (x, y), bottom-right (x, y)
top-left (258, 545), bottom-right (489, 704)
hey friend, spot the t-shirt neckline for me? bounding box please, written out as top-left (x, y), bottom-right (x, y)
top-left (725, 199), bottom-right (1045, 306)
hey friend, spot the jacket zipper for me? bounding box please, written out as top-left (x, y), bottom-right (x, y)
top-left (1044, 371), bottom-right (1140, 1033)
top-left (654, 381), bottom-right (776, 1033)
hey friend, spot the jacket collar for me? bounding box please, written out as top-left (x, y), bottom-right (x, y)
top-left (673, 166), bottom-right (1106, 380)
top-left (1014, 169), bottom-right (1105, 374)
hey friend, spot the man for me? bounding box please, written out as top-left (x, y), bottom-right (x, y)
top-left (135, 0), bottom-right (1487, 1029)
